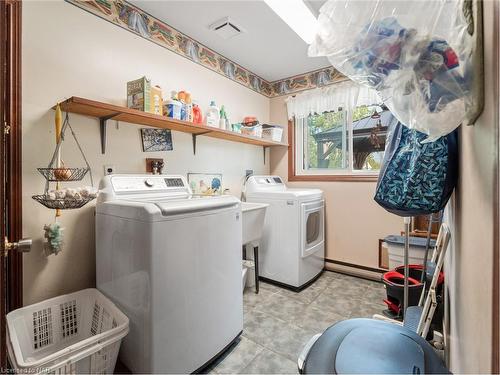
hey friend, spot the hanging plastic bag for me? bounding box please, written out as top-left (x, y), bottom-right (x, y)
top-left (374, 122), bottom-right (458, 216)
top-left (309, 0), bottom-right (477, 141)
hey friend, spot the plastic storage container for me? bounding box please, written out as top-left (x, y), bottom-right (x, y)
top-left (241, 124), bottom-right (262, 138)
top-left (384, 235), bottom-right (436, 269)
top-left (164, 99), bottom-right (182, 120)
top-left (7, 288), bottom-right (129, 374)
top-left (262, 125), bottom-right (283, 142)
top-left (232, 123), bottom-right (242, 133)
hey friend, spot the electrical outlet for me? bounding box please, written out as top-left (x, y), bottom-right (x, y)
top-left (245, 170), bottom-right (253, 178)
top-left (104, 165), bottom-right (115, 175)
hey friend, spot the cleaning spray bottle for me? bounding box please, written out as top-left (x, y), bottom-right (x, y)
top-left (192, 100), bottom-right (203, 124)
top-left (219, 105), bottom-right (228, 129)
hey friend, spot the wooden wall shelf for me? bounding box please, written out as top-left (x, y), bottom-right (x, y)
top-left (56, 97), bottom-right (287, 163)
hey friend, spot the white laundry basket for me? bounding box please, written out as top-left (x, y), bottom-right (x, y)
top-left (7, 288), bottom-right (129, 374)
top-left (262, 126), bottom-right (283, 142)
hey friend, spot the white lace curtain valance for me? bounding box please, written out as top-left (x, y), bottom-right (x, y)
top-left (285, 80), bottom-right (380, 119)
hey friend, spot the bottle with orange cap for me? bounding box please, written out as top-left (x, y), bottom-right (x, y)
top-left (192, 100), bottom-right (203, 124)
top-left (177, 91), bottom-right (186, 121)
top-left (185, 92), bottom-right (193, 122)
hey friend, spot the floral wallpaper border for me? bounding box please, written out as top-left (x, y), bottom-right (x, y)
top-left (66, 0), bottom-right (346, 97)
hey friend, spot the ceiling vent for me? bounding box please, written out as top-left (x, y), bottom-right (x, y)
top-left (209, 17), bottom-right (245, 40)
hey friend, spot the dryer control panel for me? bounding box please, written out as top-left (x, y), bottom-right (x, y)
top-left (255, 176), bottom-right (283, 185)
top-left (245, 175), bottom-right (287, 193)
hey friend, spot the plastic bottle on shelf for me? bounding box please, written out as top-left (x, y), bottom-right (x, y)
top-left (164, 91), bottom-right (182, 120)
top-left (205, 101), bottom-right (220, 128)
top-left (185, 92), bottom-right (193, 122)
top-left (219, 105), bottom-right (228, 129)
top-left (192, 101), bottom-right (203, 124)
top-left (151, 85), bottom-right (163, 115)
top-left (177, 91), bottom-right (187, 121)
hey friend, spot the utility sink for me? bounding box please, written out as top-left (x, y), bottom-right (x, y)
top-left (241, 202), bottom-right (269, 245)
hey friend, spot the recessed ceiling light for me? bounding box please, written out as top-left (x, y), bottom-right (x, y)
top-left (264, 0), bottom-right (318, 44)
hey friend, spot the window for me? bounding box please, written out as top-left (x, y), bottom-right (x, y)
top-left (292, 103), bottom-right (396, 180)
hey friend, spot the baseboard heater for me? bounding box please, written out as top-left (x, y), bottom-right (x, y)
top-left (325, 258), bottom-right (384, 282)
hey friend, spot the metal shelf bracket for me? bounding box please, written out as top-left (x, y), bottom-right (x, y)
top-left (263, 146), bottom-right (269, 164)
top-left (99, 113), bottom-right (119, 154)
top-left (191, 131), bottom-right (212, 155)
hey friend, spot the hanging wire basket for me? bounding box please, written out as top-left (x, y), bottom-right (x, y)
top-left (32, 195), bottom-right (95, 210)
top-left (37, 167), bottom-right (89, 182)
top-left (32, 112), bottom-right (96, 210)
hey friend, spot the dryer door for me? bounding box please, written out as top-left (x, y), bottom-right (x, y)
top-left (301, 199), bottom-right (325, 258)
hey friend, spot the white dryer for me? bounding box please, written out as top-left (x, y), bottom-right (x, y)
top-left (96, 175), bottom-right (243, 374)
top-left (245, 175), bottom-right (325, 290)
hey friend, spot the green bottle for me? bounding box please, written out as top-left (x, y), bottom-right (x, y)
top-left (219, 105), bottom-right (228, 130)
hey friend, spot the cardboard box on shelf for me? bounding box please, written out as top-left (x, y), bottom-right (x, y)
top-left (127, 76), bottom-right (151, 112)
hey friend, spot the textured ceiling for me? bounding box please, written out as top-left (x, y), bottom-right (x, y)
top-left (129, 0), bottom-right (330, 81)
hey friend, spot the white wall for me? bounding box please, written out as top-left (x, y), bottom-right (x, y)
top-left (445, 1), bottom-right (497, 372)
top-left (269, 96), bottom-right (402, 273)
top-left (22, 1), bottom-right (270, 305)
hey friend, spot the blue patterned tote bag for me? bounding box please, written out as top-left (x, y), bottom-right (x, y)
top-left (374, 123), bottom-right (458, 216)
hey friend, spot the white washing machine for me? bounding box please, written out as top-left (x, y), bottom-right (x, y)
top-left (245, 175), bottom-right (325, 290)
top-left (96, 174), bottom-right (243, 374)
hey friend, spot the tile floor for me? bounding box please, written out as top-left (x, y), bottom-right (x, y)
top-left (206, 271), bottom-right (387, 374)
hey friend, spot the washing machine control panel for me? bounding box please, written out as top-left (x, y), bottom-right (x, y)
top-left (164, 178), bottom-right (184, 187)
top-left (110, 175), bottom-right (187, 193)
top-left (144, 179), bottom-right (155, 187)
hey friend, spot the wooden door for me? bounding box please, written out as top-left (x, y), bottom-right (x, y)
top-left (0, 0), bottom-right (23, 368)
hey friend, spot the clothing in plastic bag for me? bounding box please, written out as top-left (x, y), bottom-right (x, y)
top-left (309, 0), bottom-right (476, 141)
top-left (374, 122), bottom-right (458, 216)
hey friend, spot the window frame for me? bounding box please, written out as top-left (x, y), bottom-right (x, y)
top-left (288, 118), bottom-right (380, 182)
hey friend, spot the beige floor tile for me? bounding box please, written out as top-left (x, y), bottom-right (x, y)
top-left (239, 349), bottom-right (298, 374)
top-left (212, 336), bottom-right (264, 374)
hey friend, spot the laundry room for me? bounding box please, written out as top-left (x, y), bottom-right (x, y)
top-left (1, 0), bottom-right (499, 374)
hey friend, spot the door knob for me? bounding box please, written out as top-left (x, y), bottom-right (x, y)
top-left (4, 237), bottom-right (32, 256)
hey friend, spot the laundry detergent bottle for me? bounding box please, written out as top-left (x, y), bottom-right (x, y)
top-left (185, 92), bottom-right (193, 122)
top-left (164, 90), bottom-right (182, 120)
top-left (205, 101), bottom-right (220, 128)
top-left (192, 100), bottom-right (203, 124)
top-left (177, 91), bottom-right (187, 121)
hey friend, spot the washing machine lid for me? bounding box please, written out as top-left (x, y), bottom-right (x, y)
top-left (152, 195), bottom-right (239, 215)
top-left (97, 194), bottom-right (239, 220)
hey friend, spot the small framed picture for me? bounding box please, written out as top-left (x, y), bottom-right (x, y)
top-left (188, 173), bottom-right (223, 195)
top-left (141, 128), bottom-right (173, 152)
